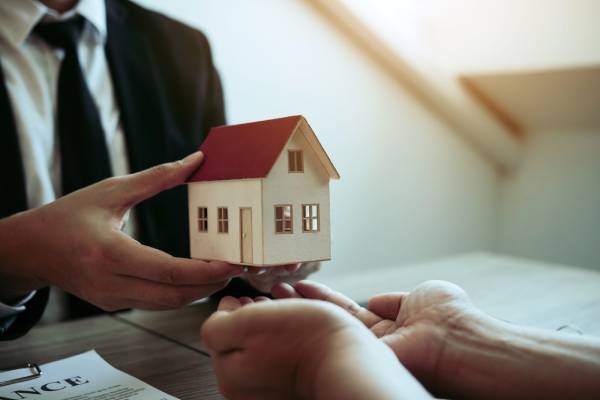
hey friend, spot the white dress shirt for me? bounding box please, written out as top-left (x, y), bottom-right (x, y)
top-left (0, 0), bottom-right (135, 322)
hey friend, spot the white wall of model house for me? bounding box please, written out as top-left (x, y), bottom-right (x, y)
top-left (135, 0), bottom-right (499, 275)
top-left (262, 128), bottom-right (331, 265)
top-left (188, 179), bottom-right (263, 264)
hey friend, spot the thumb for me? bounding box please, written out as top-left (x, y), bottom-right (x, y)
top-left (120, 151), bottom-right (204, 207)
top-left (367, 292), bottom-right (408, 321)
top-left (202, 297), bottom-right (245, 353)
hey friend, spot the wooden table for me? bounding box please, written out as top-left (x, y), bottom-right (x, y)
top-left (0, 309), bottom-right (223, 399)
top-left (2, 253), bottom-right (600, 399)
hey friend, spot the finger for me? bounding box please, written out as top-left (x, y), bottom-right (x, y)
top-left (219, 296), bottom-right (243, 312)
top-left (90, 282), bottom-right (230, 312)
top-left (244, 266), bottom-right (267, 275)
top-left (203, 299), bottom-right (323, 354)
top-left (118, 151), bottom-right (204, 207)
top-left (271, 282), bottom-right (302, 299)
top-left (284, 263), bottom-right (301, 273)
top-left (115, 276), bottom-right (230, 309)
top-left (101, 298), bottom-right (195, 312)
top-left (114, 235), bottom-right (244, 285)
top-left (203, 298), bottom-right (246, 353)
top-left (367, 292), bottom-right (409, 320)
top-left (239, 297), bottom-right (253, 306)
top-left (268, 263), bottom-right (301, 274)
top-left (202, 306), bottom-right (250, 354)
top-left (254, 296), bottom-right (270, 302)
top-left (294, 281), bottom-right (382, 328)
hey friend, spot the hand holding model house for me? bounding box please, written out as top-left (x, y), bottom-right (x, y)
top-left (0, 152), bottom-right (244, 310)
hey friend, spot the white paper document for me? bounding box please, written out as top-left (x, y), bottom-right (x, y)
top-left (0, 351), bottom-right (178, 400)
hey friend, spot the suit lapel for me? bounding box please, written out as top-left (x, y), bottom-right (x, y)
top-left (0, 60), bottom-right (28, 218)
top-left (104, 0), bottom-right (174, 172)
top-left (1, 2), bottom-right (185, 253)
top-left (104, 0), bottom-right (183, 249)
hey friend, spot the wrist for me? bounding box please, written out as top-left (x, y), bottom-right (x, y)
top-left (435, 309), bottom-right (600, 399)
top-left (434, 309), bottom-right (510, 398)
top-left (302, 328), bottom-right (429, 400)
top-left (0, 212), bottom-right (48, 295)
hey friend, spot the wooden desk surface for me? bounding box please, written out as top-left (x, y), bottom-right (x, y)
top-left (117, 301), bottom-right (216, 354)
top-left (2, 253), bottom-right (599, 400)
top-left (0, 315), bottom-right (223, 400)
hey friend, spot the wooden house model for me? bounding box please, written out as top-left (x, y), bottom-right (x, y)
top-left (186, 115), bottom-right (339, 266)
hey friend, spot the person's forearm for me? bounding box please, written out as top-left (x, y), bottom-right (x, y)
top-left (438, 311), bottom-right (600, 399)
top-left (0, 212), bottom-right (47, 299)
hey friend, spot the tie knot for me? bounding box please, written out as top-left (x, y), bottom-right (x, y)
top-left (34, 16), bottom-right (85, 50)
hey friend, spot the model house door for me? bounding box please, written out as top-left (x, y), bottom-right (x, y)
top-left (240, 208), bottom-right (253, 264)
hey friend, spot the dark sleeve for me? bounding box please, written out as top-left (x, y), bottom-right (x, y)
top-left (191, 31), bottom-right (226, 148)
top-left (0, 287), bottom-right (49, 341)
top-left (203, 64), bottom-right (226, 135)
top-left (124, 1), bottom-right (226, 150)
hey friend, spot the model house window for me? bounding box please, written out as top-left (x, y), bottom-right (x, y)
top-left (288, 150), bottom-right (304, 173)
top-left (302, 204), bottom-right (319, 232)
top-left (275, 205), bottom-right (293, 234)
top-left (218, 207), bottom-right (229, 233)
top-left (198, 207), bottom-right (208, 232)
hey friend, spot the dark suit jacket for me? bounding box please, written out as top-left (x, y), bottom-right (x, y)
top-left (0, 0), bottom-right (225, 340)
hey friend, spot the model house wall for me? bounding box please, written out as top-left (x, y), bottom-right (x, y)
top-left (187, 116), bottom-right (336, 267)
top-left (188, 179), bottom-right (263, 264)
top-left (262, 126), bottom-right (332, 265)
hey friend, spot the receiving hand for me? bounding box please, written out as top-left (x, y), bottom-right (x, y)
top-left (272, 280), bottom-right (480, 394)
top-left (202, 296), bottom-right (431, 400)
top-left (0, 152), bottom-right (244, 309)
top-left (273, 280), bottom-right (600, 400)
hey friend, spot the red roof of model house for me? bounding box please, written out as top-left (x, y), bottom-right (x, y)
top-left (187, 115), bottom-right (339, 182)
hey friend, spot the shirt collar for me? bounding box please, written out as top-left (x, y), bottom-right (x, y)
top-left (0, 0), bottom-right (107, 48)
top-left (74, 0), bottom-right (107, 44)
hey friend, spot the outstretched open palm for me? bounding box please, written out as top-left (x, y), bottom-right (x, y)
top-left (272, 280), bottom-right (476, 392)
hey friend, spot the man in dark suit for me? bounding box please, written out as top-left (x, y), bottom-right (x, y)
top-left (0, 0), bottom-right (258, 340)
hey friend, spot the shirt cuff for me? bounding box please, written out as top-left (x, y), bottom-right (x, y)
top-left (0, 291), bottom-right (37, 319)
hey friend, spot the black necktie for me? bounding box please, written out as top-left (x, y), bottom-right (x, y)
top-left (35, 17), bottom-right (112, 195)
top-left (35, 17), bottom-right (111, 320)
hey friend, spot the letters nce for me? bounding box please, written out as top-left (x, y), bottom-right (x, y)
top-left (0, 376), bottom-right (89, 400)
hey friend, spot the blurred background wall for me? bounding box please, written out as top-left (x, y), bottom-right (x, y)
top-left (134, 0), bottom-right (600, 273)
top-left (500, 131), bottom-right (600, 270)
